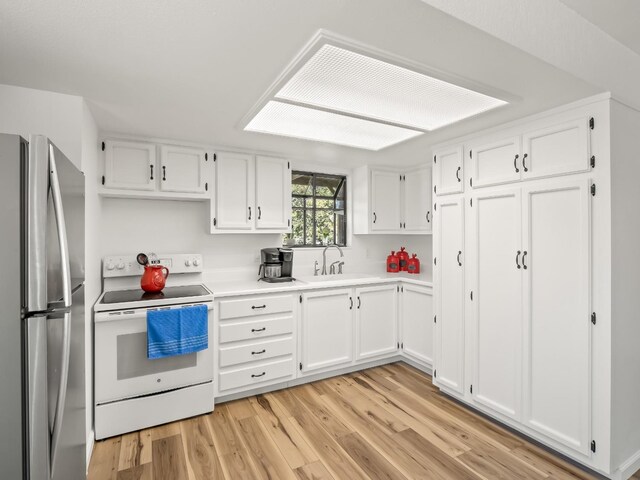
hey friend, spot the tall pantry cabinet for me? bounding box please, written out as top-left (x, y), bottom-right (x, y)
top-left (432, 94), bottom-right (640, 480)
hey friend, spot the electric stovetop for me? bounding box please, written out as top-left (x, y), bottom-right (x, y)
top-left (101, 285), bottom-right (210, 304)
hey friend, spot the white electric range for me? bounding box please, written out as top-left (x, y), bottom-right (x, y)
top-left (94, 253), bottom-right (214, 440)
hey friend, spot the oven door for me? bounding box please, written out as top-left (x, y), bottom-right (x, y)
top-left (94, 302), bottom-right (213, 404)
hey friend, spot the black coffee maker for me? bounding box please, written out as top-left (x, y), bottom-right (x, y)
top-left (258, 248), bottom-right (294, 282)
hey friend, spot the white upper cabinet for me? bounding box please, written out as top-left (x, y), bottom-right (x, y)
top-left (103, 140), bottom-right (156, 191)
top-left (355, 285), bottom-right (398, 361)
top-left (470, 136), bottom-right (521, 188)
top-left (400, 284), bottom-right (433, 366)
top-left (433, 145), bottom-right (463, 195)
top-left (211, 152), bottom-right (291, 234)
top-left (159, 145), bottom-right (207, 193)
top-left (300, 289), bottom-right (354, 374)
top-left (403, 166), bottom-right (432, 232)
top-left (522, 117), bottom-right (591, 180)
top-left (353, 165), bottom-right (432, 235)
top-left (434, 196), bottom-right (465, 395)
top-left (255, 156), bottom-right (290, 230)
top-left (522, 178), bottom-right (591, 455)
top-left (470, 188), bottom-right (522, 420)
top-left (371, 170), bottom-right (402, 231)
top-left (213, 152), bottom-right (255, 230)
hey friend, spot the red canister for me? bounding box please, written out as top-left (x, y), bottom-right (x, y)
top-left (386, 251), bottom-right (400, 273)
top-left (397, 247), bottom-right (410, 272)
top-left (407, 254), bottom-right (421, 274)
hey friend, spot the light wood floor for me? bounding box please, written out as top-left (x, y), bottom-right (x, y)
top-left (89, 362), bottom-right (611, 480)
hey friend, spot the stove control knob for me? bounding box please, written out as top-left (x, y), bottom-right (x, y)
top-left (117, 262), bottom-right (125, 270)
top-left (185, 259), bottom-right (191, 267)
top-left (106, 261), bottom-right (115, 270)
top-left (193, 259), bottom-right (200, 267)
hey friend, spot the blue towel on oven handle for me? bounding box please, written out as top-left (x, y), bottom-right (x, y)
top-left (147, 304), bottom-right (209, 359)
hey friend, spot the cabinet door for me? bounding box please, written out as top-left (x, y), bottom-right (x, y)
top-left (522, 118), bottom-right (590, 180)
top-left (159, 145), bottom-right (207, 193)
top-left (434, 196), bottom-right (465, 394)
top-left (104, 140), bottom-right (156, 191)
top-left (522, 178), bottom-right (591, 455)
top-left (213, 152), bottom-right (254, 230)
top-left (300, 289), bottom-right (353, 374)
top-left (355, 285), bottom-right (398, 361)
top-left (471, 188), bottom-right (522, 419)
top-left (433, 145), bottom-right (463, 195)
top-left (255, 156), bottom-right (290, 230)
top-left (470, 136), bottom-right (521, 188)
top-left (401, 285), bottom-right (433, 366)
top-left (403, 167), bottom-right (432, 232)
top-left (371, 170), bottom-right (401, 231)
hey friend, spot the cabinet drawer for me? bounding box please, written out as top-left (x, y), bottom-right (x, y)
top-left (219, 337), bottom-right (294, 367)
top-left (219, 316), bottom-right (293, 344)
top-left (218, 358), bottom-right (293, 392)
top-left (219, 295), bottom-right (294, 320)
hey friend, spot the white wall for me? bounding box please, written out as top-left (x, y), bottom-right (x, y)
top-left (0, 84), bottom-right (84, 169)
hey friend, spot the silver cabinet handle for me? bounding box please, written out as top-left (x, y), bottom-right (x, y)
top-left (516, 250), bottom-right (521, 269)
top-left (248, 206), bottom-right (252, 220)
top-left (257, 206), bottom-right (262, 220)
top-left (426, 211), bottom-right (431, 223)
top-left (251, 327), bottom-right (266, 332)
top-left (162, 165), bottom-right (166, 181)
top-left (457, 251), bottom-right (462, 266)
top-left (251, 349), bottom-right (266, 355)
top-left (252, 372), bottom-right (266, 378)
top-left (522, 251), bottom-right (528, 269)
top-left (373, 212), bottom-right (377, 224)
top-left (522, 153), bottom-right (529, 172)
top-left (514, 154), bottom-right (520, 173)
top-left (456, 167), bottom-right (461, 182)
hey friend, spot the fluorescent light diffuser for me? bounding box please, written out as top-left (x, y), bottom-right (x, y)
top-left (245, 101), bottom-right (422, 151)
top-left (276, 44), bottom-right (507, 131)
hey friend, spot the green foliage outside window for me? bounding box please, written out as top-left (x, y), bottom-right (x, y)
top-left (283, 171), bottom-right (346, 247)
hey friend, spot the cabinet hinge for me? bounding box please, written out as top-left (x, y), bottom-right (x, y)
top-left (288, 219), bottom-right (291, 227)
top-left (589, 117), bottom-right (595, 130)
top-left (469, 150), bottom-right (472, 159)
top-left (591, 440), bottom-right (596, 453)
top-left (434, 185), bottom-right (437, 194)
top-left (205, 182), bottom-right (208, 191)
top-left (434, 369), bottom-right (437, 378)
top-left (434, 203), bottom-right (437, 212)
top-left (101, 175), bottom-right (105, 185)
top-left (213, 218), bottom-right (217, 226)
top-left (470, 198), bottom-right (473, 207)
top-left (434, 257), bottom-right (437, 266)
top-left (205, 153), bottom-right (208, 161)
top-left (470, 385), bottom-right (473, 394)
top-left (401, 286), bottom-right (404, 293)
top-left (213, 153), bottom-right (217, 161)
top-left (299, 294), bottom-right (302, 303)
top-left (101, 141), bottom-right (105, 151)
top-left (397, 286), bottom-right (400, 293)
top-left (433, 155), bottom-right (436, 164)
top-left (401, 342), bottom-right (404, 348)
top-left (470, 291), bottom-right (473, 301)
top-left (590, 156), bottom-right (595, 169)
top-left (591, 312), bottom-right (597, 325)
top-left (299, 362), bottom-right (303, 371)
top-left (591, 184), bottom-right (596, 196)
top-left (470, 177), bottom-right (473, 187)
top-left (400, 174), bottom-right (403, 181)
top-left (397, 342), bottom-right (400, 349)
top-left (434, 315), bottom-right (436, 324)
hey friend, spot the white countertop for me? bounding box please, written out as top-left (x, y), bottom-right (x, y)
top-left (206, 271), bottom-right (432, 298)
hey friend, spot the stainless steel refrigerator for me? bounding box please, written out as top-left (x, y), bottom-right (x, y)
top-left (0, 134), bottom-right (86, 479)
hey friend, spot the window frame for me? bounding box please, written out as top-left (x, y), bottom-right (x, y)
top-left (287, 170), bottom-right (347, 248)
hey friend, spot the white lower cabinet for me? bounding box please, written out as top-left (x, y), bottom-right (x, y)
top-left (215, 294), bottom-right (295, 396)
top-left (355, 285), bottom-right (398, 361)
top-left (399, 284), bottom-right (433, 366)
top-left (300, 289), bottom-right (354, 374)
top-left (434, 196), bottom-right (465, 394)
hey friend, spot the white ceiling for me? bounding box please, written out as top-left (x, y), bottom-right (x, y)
top-left (559, 0), bottom-right (640, 56)
top-left (0, 0), bottom-right (600, 165)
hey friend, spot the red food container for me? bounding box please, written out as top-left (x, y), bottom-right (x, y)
top-left (386, 251), bottom-right (400, 273)
top-left (407, 254), bottom-right (420, 274)
top-left (141, 264), bottom-right (170, 292)
top-left (397, 247), bottom-right (409, 272)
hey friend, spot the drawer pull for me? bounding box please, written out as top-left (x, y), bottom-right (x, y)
top-left (251, 327), bottom-right (266, 333)
top-left (251, 305), bottom-right (267, 310)
top-left (251, 372), bottom-right (266, 378)
top-left (252, 349), bottom-right (266, 355)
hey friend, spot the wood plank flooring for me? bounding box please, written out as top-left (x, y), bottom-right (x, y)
top-left (89, 362), bottom-right (608, 480)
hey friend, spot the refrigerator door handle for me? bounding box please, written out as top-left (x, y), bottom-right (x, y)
top-left (49, 311), bottom-right (71, 476)
top-left (49, 144), bottom-right (72, 308)
top-left (27, 316), bottom-right (50, 480)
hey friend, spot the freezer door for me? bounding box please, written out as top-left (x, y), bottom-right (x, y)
top-left (26, 285), bottom-right (86, 480)
top-left (26, 136), bottom-right (84, 312)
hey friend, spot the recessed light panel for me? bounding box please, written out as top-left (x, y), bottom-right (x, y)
top-left (245, 101), bottom-right (422, 150)
top-left (276, 44), bottom-right (507, 131)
